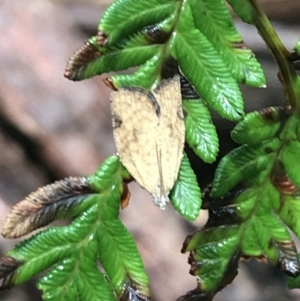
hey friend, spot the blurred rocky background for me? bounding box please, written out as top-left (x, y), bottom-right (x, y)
top-left (0, 0), bottom-right (299, 301)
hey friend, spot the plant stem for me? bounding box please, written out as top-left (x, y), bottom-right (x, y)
top-left (249, 0), bottom-right (300, 111)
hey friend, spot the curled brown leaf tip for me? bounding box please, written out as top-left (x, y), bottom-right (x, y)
top-left (96, 30), bottom-right (108, 46)
top-left (0, 256), bottom-right (22, 290)
top-left (202, 183), bottom-right (246, 210)
top-left (2, 177), bottom-right (93, 238)
top-left (273, 174), bottom-right (299, 196)
top-left (64, 42), bottom-right (101, 80)
top-left (277, 241), bottom-right (299, 277)
top-left (217, 250), bottom-right (240, 291)
top-left (120, 183), bottom-right (131, 209)
top-left (180, 74), bottom-right (200, 100)
top-left (232, 40), bottom-right (247, 50)
top-left (103, 77), bottom-right (118, 90)
top-left (189, 261), bottom-right (202, 276)
top-left (242, 254), bottom-right (268, 264)
top-left (260, 106), bottom-right (292, 122)
top-left (271, 161), bottom-right (300, 196)
top-left (143, 24), bottom-right (171, 44)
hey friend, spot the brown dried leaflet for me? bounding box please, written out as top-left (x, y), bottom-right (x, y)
top-left (110, 76), bottom-right (185, 209)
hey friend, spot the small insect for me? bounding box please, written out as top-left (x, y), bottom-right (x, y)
top-left (110, 76), bottom-right (185, 209)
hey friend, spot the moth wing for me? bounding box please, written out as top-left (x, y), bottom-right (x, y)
top-left (154, 76), bottom-right (185, 195)
top-left (110, 88), bottom-right (160, 195)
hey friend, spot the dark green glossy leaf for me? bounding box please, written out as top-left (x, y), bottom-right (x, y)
top-left (225, 0), bottom-right (255, 24)
top-left (88, 155), bottom-right (130, 192)
top-left (281, 141), bottom-right (300, 189)
top-left (99, 0), bottom-right (177, 46)
top-left (170, 152), bottom-right (202, 221)
top-left (183, 99), bottom-right (219, 163)
top-left (277, 195), bottom-right (300, 239)
top-left (110, 53), bottom-right (162, 88)
top-left (184, 182), bottom-right (299, 292)
top-left (97, 219), bottom-right (149, 296)
top-left (191, 0), bottom-right (265, 87)
top-left (211, 139), bottom-right (280, 197)
top-left (7, 206), bottom-right (100, 286)
top-left (232, 107), bottom-right (291, 144)
top-left (279, 114), bottom-right (300, 141)
top-left (239, 186), bottom-right (292, 264)
top-left (184, 225), bottom-right (240, 291)
top-left (174, 2), bottom-right (244, 121)
top-left (38, 239), bottom-right (115, 301)
top-left (70, 44), bottom-right (159, 81)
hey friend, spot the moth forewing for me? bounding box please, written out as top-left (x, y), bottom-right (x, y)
top-left (110, 76), bottom-right (185, 209)
top-left (154, 76), bottom-right (185, 194)
top-left (110, 88), bottom-right (161, 194)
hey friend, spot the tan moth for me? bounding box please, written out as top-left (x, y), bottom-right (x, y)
top-left (110, 76), bottom-right (185, 209)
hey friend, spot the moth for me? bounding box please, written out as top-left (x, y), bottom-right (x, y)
top-left (110, 76), bottom-right (185, 209)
